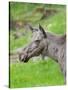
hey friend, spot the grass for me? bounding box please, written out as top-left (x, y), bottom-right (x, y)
top-left (10, 58), bottom-right (64, 88)
top-left (9, 2), bottom-right (66, 88)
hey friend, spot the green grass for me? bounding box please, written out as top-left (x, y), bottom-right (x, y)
top-left (9, 3), bottom-right (66, 88)
top-left (10, 58), bottom-right (64, 88)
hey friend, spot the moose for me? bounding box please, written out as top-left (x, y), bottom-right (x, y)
top-left (19, 25), bottom-right (66, 84)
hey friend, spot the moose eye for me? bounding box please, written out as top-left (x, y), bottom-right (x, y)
top-left (27, 40), bottom-right (40, 52)
top-left (30, 43), bottom-right (37, 49)
top-left (26, 40), bottom-right (41, 53)
top-left (34, 40), bottom-right (40, 44)
top-left (35, 29), bottom-right (38, 31)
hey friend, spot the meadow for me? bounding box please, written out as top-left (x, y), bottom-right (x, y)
top-left (9, 2), bottom-right (66, 88)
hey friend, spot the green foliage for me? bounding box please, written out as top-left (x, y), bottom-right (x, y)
top-left (10, 2), bottom-right (45, 20)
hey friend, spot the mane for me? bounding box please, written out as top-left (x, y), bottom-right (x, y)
top-left (46, 32), bottom-right (66, 44)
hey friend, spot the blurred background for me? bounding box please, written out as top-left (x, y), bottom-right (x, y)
top-left (9, 2), bottom-right (66, 88)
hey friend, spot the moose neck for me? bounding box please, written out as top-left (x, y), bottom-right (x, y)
top-left (46, 40), bottom-right (59, 62)
top-left (43, 32), bottom-right (65, 62)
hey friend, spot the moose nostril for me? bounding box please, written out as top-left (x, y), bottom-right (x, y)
top-left (19, 52), bottom-right (28, 62)
top-left (19, 54), bottom-right (24, 61)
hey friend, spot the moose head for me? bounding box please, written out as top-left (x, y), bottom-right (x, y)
top-left (19, 25), bottom-right (48, 62)
top-left (19, 24), bottom-right (66, 83)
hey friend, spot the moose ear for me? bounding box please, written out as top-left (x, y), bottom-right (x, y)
top-left (39, 24), bottom-right (47, 38)
top-left (29, 25), bottom-right (33, 31)
top-left (25, 24), bottom-right (34, 32)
